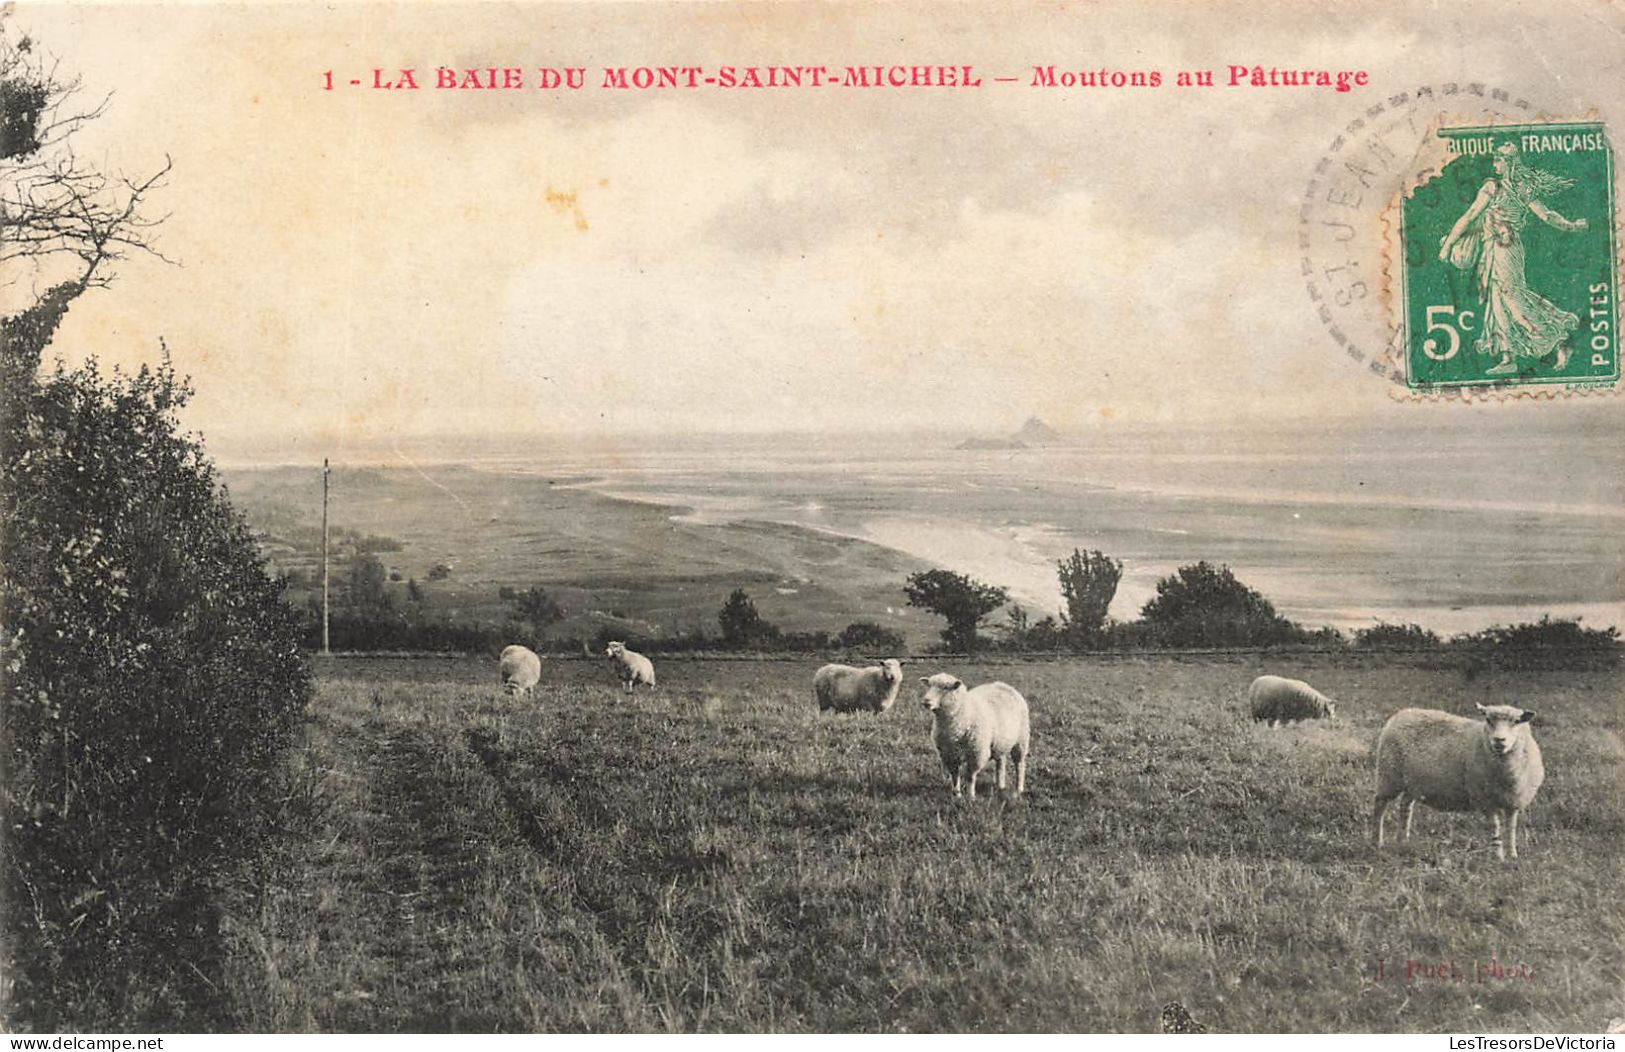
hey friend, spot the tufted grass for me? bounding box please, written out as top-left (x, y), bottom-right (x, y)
top-left (223, 654), bottom-right (1624, 1032)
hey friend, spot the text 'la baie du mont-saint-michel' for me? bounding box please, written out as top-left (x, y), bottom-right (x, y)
top-left (322, 63), bottom-right (1372, 93)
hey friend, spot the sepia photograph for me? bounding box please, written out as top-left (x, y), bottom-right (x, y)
top-left (1, 0), bottom-right (1622, 1037)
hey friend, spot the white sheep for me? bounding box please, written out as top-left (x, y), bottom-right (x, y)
top-left (1371, 703), bottom-right (1545, 861)
top-left (604, 641), bottom-right (655, 693)
top-left (919, 672), bottom-right (1031, 798)
top-left (1248, 674), bottom-right (1337, 726)
top-left (813, 659), bottom-right (904, 713)
top-left (498, 644), bottom-right (542, 697)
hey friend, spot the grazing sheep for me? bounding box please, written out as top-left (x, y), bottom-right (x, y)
top-left (1248, 674), bottom-right (1337, 726)
top-left (919, 673), bottom-right (1030, 799)
top-left (1371, 703), bottom-right (1545, 861)
top-left (498, 644), bottom-right (542, 697)
top-left (604, 641), bottom-right (655, 693)
top-left (813, 659), bottom-right (904, 713)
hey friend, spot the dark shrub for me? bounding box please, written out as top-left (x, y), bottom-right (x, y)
top-left (1, 354), bottom-right (311, 1028)
top-left (778, 630), bottom-right (834, 652)
top-left (506, 585), bottom-right (565, 634)
top-left (1450, 617), bottom-right (1621, 671)
top-left (353, 533), bottom-right (403, 553)
top-left (308, 611), bottom-right (508, 653)
top-left (1024, 614), bottom-right (1066, 651)
top-left (1137, 561), bottom-right (1305, 648)
top-left (1354, 622), bottom-right (1442, 650)
top-left (835, 621), bottom-right (905, 651)
top-left (904, 569), bottom-right (1008, 654)
top-left (718, 588), bottom-right (780, 649)
top-left (344, 552), bottom-right (392, 613)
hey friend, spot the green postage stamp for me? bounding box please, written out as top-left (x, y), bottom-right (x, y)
top-left (1399, 120), bottom-right (1618, 390)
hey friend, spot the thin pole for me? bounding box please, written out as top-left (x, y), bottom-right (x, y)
top-left (321, 458), bottom-right (331, 656)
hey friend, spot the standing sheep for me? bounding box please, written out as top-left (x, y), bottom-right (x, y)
top-left (604, 641), bottom-right (656, 693)
top-left (498, 644), bottom-right (542, 697)
top-left (1371, 703), bottom-right (1545, 861)
top-left (1248, 674), bottom-right (1337, 726)
top-left (813, 659), bottom-right (904, 713)
top-left (919, 672), bottom-right (1031, 799)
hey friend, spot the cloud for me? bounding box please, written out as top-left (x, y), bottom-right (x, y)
top-left (17, 0), bottom-right (1625, 445)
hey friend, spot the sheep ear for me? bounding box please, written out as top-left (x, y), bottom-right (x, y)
top-left (1518, 709), bottom-right (1536, 724)
top-left (1474, 703), bottom-right (1489, 716)
top-left (952, 678), bottom-right (964, 690)
top-left (919, 677), bottom-right (931, 687)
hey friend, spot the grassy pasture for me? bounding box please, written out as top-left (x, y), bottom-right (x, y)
top-left (228, 654), bottom-right (1624, 1033)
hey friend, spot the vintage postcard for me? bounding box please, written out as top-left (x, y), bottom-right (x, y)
top-left (2, 0), bottom-right (1622, 1039)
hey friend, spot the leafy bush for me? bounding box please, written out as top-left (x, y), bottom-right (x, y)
top-left (992, 609), bottom-right (1066, 652)
top-left (1300, 626), bottom-right (1348, 648)
top-left (506, 585), bottom-right (565, 634)
top-left (345, 552), bottom-right (391, 613)
top-left (1449, 617), bottom-right (1621, 671)
top-left (718, 588), bottom-right (780, 648)
top-left (1354, 622), bottom-right (1442, 650)
top-left (778, 629), bottom-right (834, 652)
top-left (904, 569), bottom-right (1009, 654)
top-left (1, 354), bottom-right (311, 1028)
top-left (1137, 562), bottom-right (1306, 647)
top-left (836, 621), bottom-right (906, 652)
top-left (352, 533), bottom-right (403, 553)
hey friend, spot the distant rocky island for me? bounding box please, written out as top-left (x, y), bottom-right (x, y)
top-left (956, 416), bottom-right (1060, 451)
top-left (1013, 416), bottom-right (1061, 444)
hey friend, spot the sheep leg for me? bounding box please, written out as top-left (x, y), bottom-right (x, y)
top-left (996, 754), bottom-right (1008, 791)
top-left (1490, 811), bottom-right (1506, 861)
top-left (1507, 810), bottom-right (1521, 860)
top-left (1371, 791), bottom-right (1400, 848)
top-left (1015, 750), bottom-right (1026, 796)
top-left (1400, 795), bottom-right (1416, 840)
top-left (965, 761), bottom-right (980, 800)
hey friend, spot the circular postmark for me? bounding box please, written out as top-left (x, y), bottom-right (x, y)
top-left (1298, 82), bottom-right (1554, 399)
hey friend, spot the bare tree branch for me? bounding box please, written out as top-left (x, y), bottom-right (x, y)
top-left (1, 16), bottom-right (171, 316)
top-left (1, 14), bottom-right (171, 364)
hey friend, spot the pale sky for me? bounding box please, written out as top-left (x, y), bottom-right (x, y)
top-left (11, 0), bottom-right (1624, 448)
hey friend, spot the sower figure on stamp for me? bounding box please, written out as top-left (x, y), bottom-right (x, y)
top-left (1438, 142), bottom-right (1588, 375)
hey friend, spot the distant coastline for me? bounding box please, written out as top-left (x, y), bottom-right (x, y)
top-left (221, 418), bottom-right (1625, 639)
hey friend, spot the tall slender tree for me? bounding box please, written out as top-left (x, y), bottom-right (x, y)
top-left (1057, 548), bottom-right (1122, 646)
